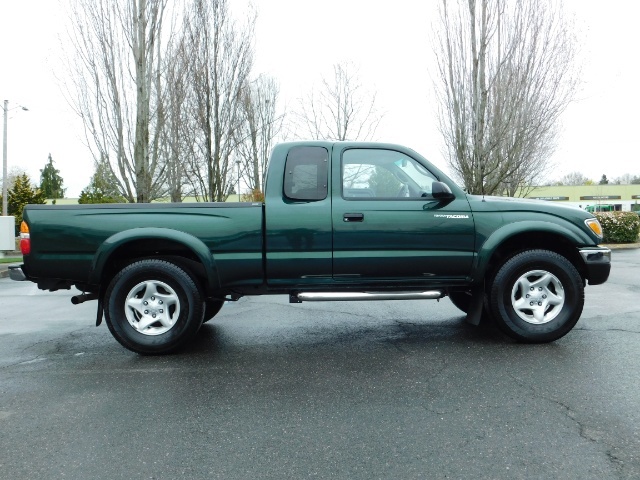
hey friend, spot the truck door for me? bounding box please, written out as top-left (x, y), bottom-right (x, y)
top-left (331, 146), bottom-right (475, 282)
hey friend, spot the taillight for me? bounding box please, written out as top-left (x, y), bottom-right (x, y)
top-left (20, 221), bottom-right (30, 255)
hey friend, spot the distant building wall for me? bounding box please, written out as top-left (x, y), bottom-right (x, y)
top-left (522, 185), bottom-right (640, 212)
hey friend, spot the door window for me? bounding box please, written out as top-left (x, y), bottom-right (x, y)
top-left (342, 149), bottom-right (439, 200)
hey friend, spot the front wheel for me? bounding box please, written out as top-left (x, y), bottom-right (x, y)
top-left (449, 291), bottom-right (472, 313)
top-left (449, 289), bottom-right (492, 326)
top-left (489, 250), bottom-right (584, 343)
top-left (104, 259), bottom-right (204, 354)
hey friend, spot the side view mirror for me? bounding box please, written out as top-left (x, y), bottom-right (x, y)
top-left (432, 181), bottom-right (454, 200)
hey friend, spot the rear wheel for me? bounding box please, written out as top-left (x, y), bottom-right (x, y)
top-left (489, 250), bottom-right (584, 343)
top-left (105, 259), bottom-right (204, 354)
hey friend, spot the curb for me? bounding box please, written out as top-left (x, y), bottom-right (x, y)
top-left (602, 243), bottom-right (640, 250)
top-left (0, 258), bottom-right (22, 279)
top-left (0, 264), bottom-right (20, 279)
top-left (0, 250), bottom-right (23, 279)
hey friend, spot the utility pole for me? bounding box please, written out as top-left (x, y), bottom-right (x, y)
top-left (2, 100), bottom-right (8, 216)
top-left (2, 100), bottom-right (28, 216)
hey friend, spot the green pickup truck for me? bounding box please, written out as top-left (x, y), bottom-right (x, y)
top-left (11, 142), bottom-right (611, 354)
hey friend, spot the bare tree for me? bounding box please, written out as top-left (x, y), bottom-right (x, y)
top-left (558, 171), bottom-right (590, 186)
top-left (64, 0), bottom-right (170, 202)
top-left (433, 0), bottom-right (578, 196)
top-left (611, 173), bottom-right (640, 185)
top-left (182, 0), bottom-right (255, 202)
top-left (160, 34), bottom-right (193, 202)
top-left (235, 75), bottom-right (283, 195)
top-left (294, 62), bottom-right (383, 141)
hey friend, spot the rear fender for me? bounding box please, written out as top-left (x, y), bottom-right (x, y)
top-left (89, 228), bottom-right (220, 293)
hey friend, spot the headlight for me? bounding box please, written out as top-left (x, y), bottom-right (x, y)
top-left (585, 218), bottom-right (603, 239)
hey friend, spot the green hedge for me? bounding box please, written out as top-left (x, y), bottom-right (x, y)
top-left (594, 212), bottom-right (640, 243)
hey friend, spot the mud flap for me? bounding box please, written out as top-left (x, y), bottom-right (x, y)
top-left (465, 285), bottom-right (485, 326)
top-left (96, 297), bottom-right (104, 327)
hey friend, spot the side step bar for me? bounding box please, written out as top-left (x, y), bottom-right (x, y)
top-left (290, 291), bottom-right (444, 303)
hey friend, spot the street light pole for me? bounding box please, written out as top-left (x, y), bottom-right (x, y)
top-left (2, 100), bottom-right (28, 217)
top-left (2, 100), bottom-right (8, 217)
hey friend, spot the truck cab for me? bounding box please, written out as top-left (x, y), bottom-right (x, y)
top-left (264, 142), bottom-right (475, 288)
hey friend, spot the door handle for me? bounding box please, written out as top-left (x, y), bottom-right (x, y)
top-left (343, 213), bottom-right (364, 222)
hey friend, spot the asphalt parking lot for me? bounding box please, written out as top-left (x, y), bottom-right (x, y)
top-left (1, 248), bottom-right (639, 479)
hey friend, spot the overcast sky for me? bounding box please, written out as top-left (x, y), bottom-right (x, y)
top-left (1, 0), bottom-right (639, 197)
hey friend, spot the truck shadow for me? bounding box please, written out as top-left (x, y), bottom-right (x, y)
top-left (185, 315), bottom-right (513, 358)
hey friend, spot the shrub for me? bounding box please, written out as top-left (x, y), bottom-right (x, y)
top-left (241, 189), bottom-right (265, 203)
top-left (594, 212), bottom-right (640, 243)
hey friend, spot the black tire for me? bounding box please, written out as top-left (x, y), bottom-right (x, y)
top-left (489, 250), bottom-right (584, 343)
top-left (202, 299), bottom-right (225, 324)
top-left (449, 291), bottom-right (472, 313)
top-left (104, 259), bottom-right (204, 354)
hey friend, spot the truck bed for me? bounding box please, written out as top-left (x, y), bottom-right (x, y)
top-left (22, 202), bottom-right (264, 289)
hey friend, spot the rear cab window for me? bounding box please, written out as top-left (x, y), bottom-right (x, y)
top-left (283, 146), bottom-right (329, 201)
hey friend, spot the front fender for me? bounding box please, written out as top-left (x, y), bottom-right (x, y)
top-left (474, 220), bottom-right (593, 282)
top-left (89, 227), bottom-right (221, 291)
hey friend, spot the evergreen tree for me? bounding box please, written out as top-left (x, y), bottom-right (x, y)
top-left (599, 175), bottom-right (609, 185)
top-left (39, 154), bottom-right (66, 199)
top-left (78, 162), bottom-right (125, 204)
top-left (8, 173), bottom-right (47, 233)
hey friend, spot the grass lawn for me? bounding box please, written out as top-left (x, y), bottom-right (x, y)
top-left (0, 257), bottom-right (22, 264)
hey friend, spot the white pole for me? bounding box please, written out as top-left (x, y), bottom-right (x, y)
top-left (2, 99), bottom-right (8, 217)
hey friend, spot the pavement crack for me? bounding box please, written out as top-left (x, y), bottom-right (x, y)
top-left (19, 327), bottom-right (87, 354)
top-left (574, 327), bottom-right (640, 335)
top-left (505, 372), bottom-right (623, 475)
top-left (0, 354), bottom-right (48, 371)
top-left (395, 320), bottom-right (423, 330)
top-left (0, 327), bottom-right (90, 371)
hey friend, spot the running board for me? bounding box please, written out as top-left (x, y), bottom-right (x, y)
top-left (290, 291), bottom-right (445, 303)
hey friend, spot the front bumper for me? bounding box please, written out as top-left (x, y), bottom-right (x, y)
top-left (578, 247), bottom-right (611, 286)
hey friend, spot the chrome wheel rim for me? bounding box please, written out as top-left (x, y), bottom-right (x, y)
top-left (511, 270), bottom-right (565, 325)
top-left (124, 280), bottom-right (181, 335)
